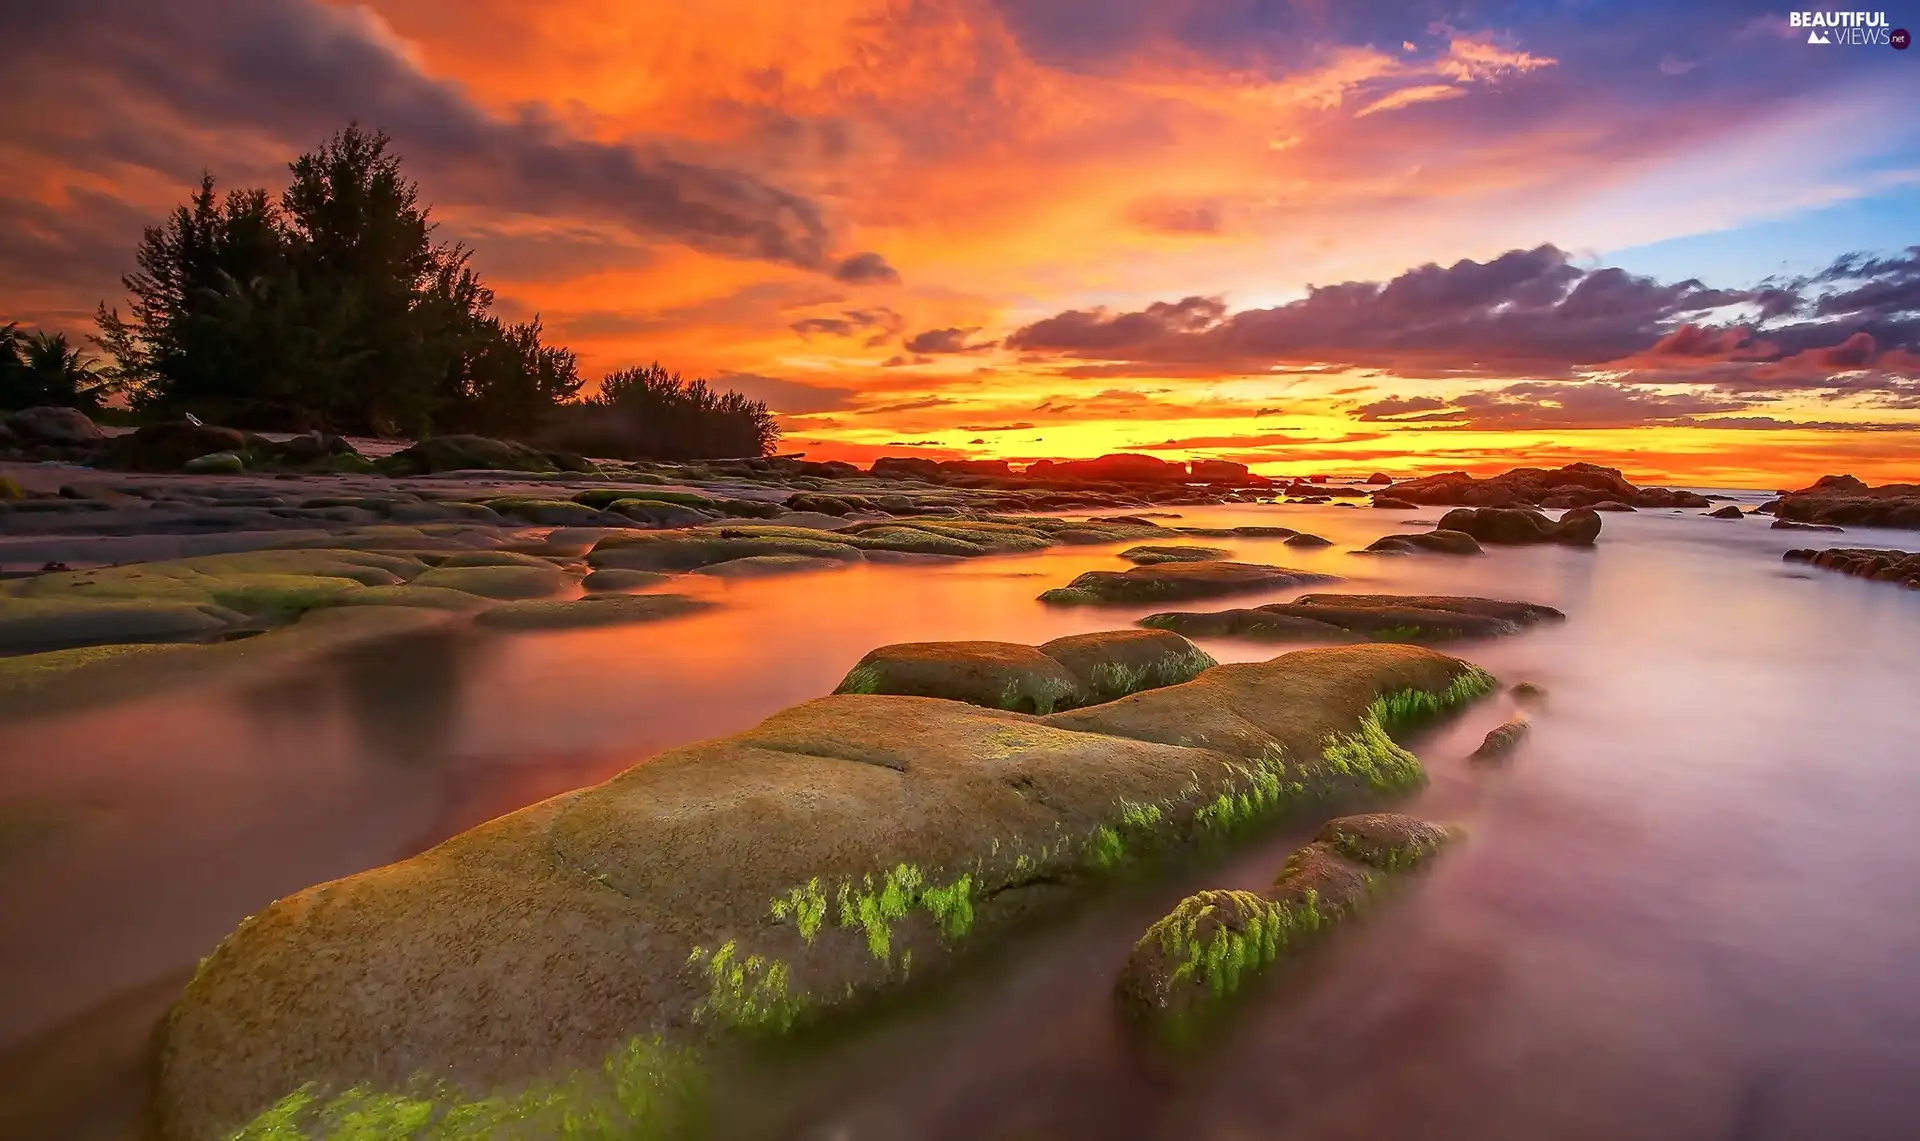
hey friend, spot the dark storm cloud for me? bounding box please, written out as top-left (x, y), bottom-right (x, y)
top-left (831, 252), bottom-right (902, 284)
top-left (903, 327), bottom-right (997, 354)
top-left (1006, 243), bottom-right (1920, 399)
top-left (3, 0), bottom-right (880, 274)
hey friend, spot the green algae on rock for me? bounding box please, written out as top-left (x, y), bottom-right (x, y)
top-left (155, 644), bottom-right (1493, 1141)
top-left (1117, 545), bottom-right (1231, 565)
top-left (1114, 812), bottom-right (1453, 1029)
top-left (834, 629), bottom-right (1217, 714)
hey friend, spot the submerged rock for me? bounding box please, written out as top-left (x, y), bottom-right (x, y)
top-left (1359, 529), bottom-right (1483, 556)
top-left (155, 645), bottom-right (1492, 1141)
top-left (1771, 519), bottom-right (1843, 533)
top-left (1119, 544), bottom-right (1230, 565)
top-left (1038, 561), bottom-right (1338, 605)
top-left (1437, 506), bottom-right (1602, 546)
top-left (1114, 812), bottom-right (1452, 1027)
top-left (1471, 716), bottom-right (1531, 762)
top-left (1142, 593), bottom-right (1563, 644)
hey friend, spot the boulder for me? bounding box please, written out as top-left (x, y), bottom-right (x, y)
top-left (581, 568), bottom-right (674, 593)
top-left (1385, 463), bottom-right (1706, 509)
top-left (1118, 545), bottom-right (1231, 565)
top-left (156, 645), bottom-right (1491, 1141)
top-left (1360, 529), bottom-right (1483, 556)
top-left (1771, 518), bottom-right (1843, 533)
top-left (1282, 533), bottom-right (1333, 549)
top-left (1038, 561), bottom-right (1338, 605)
top-left (835, 640), bottom-right (1091, 713)
top-left (6, 406), bottom-right (104, 444)
top-left (1189, 459), bottom-right (1250, 482)
top-left (1437, 506), bottom-right (1601, 546)
top-left (1786, 547), bottom-right (1920, 590)
top-left (691, 555), bottom-right (847, 577)
top-left (182, 452), bottom-right (245, 475)
top-left (1366, 473), bottom-right (1392, 485)
top-left (480, 498), bottom-right (609, 527)
top-left (1706, 504), bottom-right (1743, 519)
top-left (386, 434), bottom-right (559, 475)
top-left (868, 456), bottom-right (942, 481)
top-left (1142, 593), bottom-right (1562, 644)
top-left (99, 422), bottom-right (249, 471)
top-left (410, 564), bottom-right (573, 600)
top-left (1371, 496), bottom-right (1416, 509)
top-left (1770, 475), bottom-right (1920, 530)
top-left (1036, 629), bottom-right (1216, 701)
top-left (0, 597), bottom-right (236, 653)
top-left (1471, 716), bottom-right (1530, 761)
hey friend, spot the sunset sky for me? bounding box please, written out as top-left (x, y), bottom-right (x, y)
top-left (5, 0), bottom-right (1919, 486)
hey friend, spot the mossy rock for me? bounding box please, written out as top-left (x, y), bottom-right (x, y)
top-left (410, 564), bottom-right (573, 601)
top-left (1282, 533), bottom-right (1332, 549)
top-left (576, 488), bottom-right (715, 509)
top-left (182, 451), bottom-right (245, 474)
top-left (155, 644), bottom-right (1488, 1141)
top-left (6, 550), bottom-right (428, 623)
top-left (1118, 545), bottom-right (1230, 565)
top-left (832, 525), bottom-right (986, 557)
top-left (0, 597), bottom-right (238, 653)
top-left (474, 594), bottom-right (715, 631)
top-left (582, 569), bottom-right (674, 593)
top-left (386, 435), bottom-right (557, 475)
top-left (691, 555), bottom-right (848, 578)
top-left (482, 498), bottom-right (608, 527)
top-left (1140, 609), bottom-right (1358, 643)
top-left (588, 531), bottom-right (865, 572)
top-left (333, 585), bottom-right (494, 611)
top-left (834, 640), bottom-right (1089, 713)
top-left (1143, 593), bottom-right (1562, 644)
top-left (434, 551), bottom-right (566, 571)
top-left (1115, 812), bottom-right (1451, 1028)
top-left (1037, 629), bottom-right (1216, 700)
top-left (1039, 562), bottom-right (1338, 605)
top-left (606, 499), bottom-right (716, 528)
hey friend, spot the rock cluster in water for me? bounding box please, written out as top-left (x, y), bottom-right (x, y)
top-left (1783, 546), bottom-right (1920, 589)
top-left (1380, 463), bottom-right (1708, 509)
top-left (1762, 475), bottom-right (1920, 530)
top-left (1139, 593), bottom-right (1564, 644)
top-left (153, 643), bottom-right (1494, 1140)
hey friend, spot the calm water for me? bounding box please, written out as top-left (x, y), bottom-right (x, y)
top-left (5, 498), bottom-right (1920, 1140)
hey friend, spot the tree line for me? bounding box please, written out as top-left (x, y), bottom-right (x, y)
top-left (4, 125), bottom-right (779, 459)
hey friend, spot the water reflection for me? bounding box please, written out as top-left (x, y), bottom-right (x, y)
top-left (2, 499), bottom-right (1918, 1140)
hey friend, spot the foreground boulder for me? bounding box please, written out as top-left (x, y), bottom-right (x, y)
top-left (156, 644), bottom-right (1494, 1140)
top-left (1382, 463), bottom-right (1708, 509)
top-left (1141, 593), bottom-right (1562, 644)
top-left (1114, 813), bottom-right (1450, 1029)
top-left (1438, 506), bottom-right (1601, 546)
top-left (1783, 547), bottom-right (1920, 589)
top-left (1039, 561), bottom-right (1337, 605)
top-left (1765, 475), bottom-right (1920, 529)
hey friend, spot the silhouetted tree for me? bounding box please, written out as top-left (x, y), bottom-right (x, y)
top-left (0, 324), bottom-right (107, 411)
top-left (563, 362), bottom-right (779, 459)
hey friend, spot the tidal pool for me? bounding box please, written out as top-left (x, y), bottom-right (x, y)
top-left (4, 495), bottom-right (1919, 1140)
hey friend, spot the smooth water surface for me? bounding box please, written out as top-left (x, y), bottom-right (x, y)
top-left (4, 498), bottom-right (1918, 1140)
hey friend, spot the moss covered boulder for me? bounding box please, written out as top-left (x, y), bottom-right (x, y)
top-left (1038, 561), bottom-right (1338, 606)
top-left (411, 563), bottom-right (573, 601)
top-left (1118, 545), bottom-right (1230, 565)
top-left (1037, 629), bottom-right (1216, 701)
top-left (1142, 593), bottom-right (1562, 644)
top-left (589, 529), bottom-right (866, 572)
top-left (1114, 812), bottom-right (1451, 1028)
top-left (155, 645), bottom-right (1492, 1140)
top-left (0, 597), bottom-right (238, 653)
top-left (835, 641), bottom-right (1089, 713)
top-left (5, 549), bottom-right (427, 624)
top-left (386, 435), bottom-right (558, 475)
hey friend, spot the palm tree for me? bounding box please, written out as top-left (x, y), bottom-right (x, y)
top-left (2, 329), bottom-right (106, 411)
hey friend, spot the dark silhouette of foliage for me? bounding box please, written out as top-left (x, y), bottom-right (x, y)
top-left (85, 123), bottom-right (779, 456)
top-left (545, 362), bottom-right (780, 459)
top-left (1, 324), bottom-right (108, 411)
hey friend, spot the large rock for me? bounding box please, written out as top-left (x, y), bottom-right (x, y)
top-left (1038, 561), bottom-right (1337, 605)
top-left (1360, 529), bottom-right (1483, 556)
top-left (1037, 629), bottom-right (1216, 701)
top-left (1025, 453), bottom-right (1186, 483)
top-left (1386, 463), bottom-right (1708, 509)
top-left (1189, 459), bottom-right (1249, 482)
top-left (1143, 593), bottom-right (1562, 644)
top-left (155, 644), bottom-right (1491, 1140)
top-left (1437, 506), bottom-right (1602, 546)
top-left (474, 594), bottom-right (713, 630)
top-left (1784, 547), bottom-right (1920, 590)
top-left (6, 406), bottom-right (104, 445)
top-left (836, 629), bottom-right (1216, 712)
top-left (1768, 475), bottom-right (1920, 530)
top-left (98, 422), bottom-right (249, 471)
top-left (1119, 544), bottom-right (1230, 565)
top-left (386, 434), bottom-right (559, 475)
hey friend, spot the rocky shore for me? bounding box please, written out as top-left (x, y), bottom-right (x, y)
top-left (155, 642), bottom-right (1495, 1140)
top-left (1761, 475), bottom-right (1920, 530)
